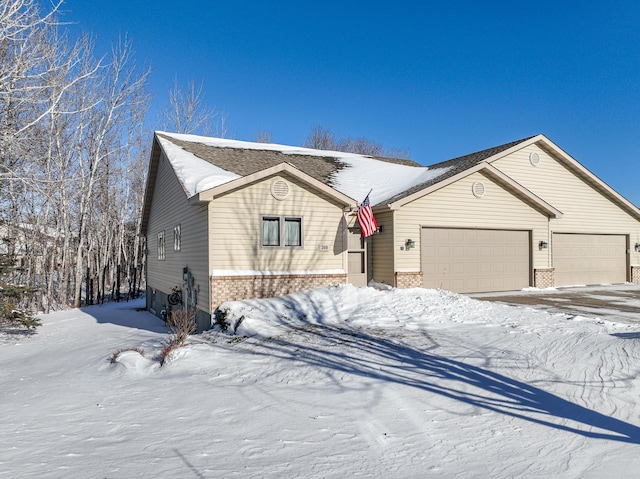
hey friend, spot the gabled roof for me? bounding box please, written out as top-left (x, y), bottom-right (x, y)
top-left (528, 135), bottom-right (640, 221)
top-left (384, 154), bottom-right (563, 218)
top-left (383, 133), bottom-right (640, 220)
top-left (158, 133), bottom-right (346, 186)
top-left (141, 131), bottom-right (640, 236)
top-left (382, 136), bottom-right (535, 206)
top-left (190, 162), bottom-right (358, 208)
top-left (151, 132), bottom-right (452, 206)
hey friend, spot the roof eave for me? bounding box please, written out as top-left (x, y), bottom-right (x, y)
top-left (139, 133), bottom-right (163, 235)
top-left (190, 162), bottom-right (358, 207)
top-left (386, 161), bottom-right (563, 218)
top-left (481, 134), bottom-right (546, 164)
top-left (386, 162), bottom-right (489, 210)
top-left (482, 164), bottom-right (563, 218)
top-left (535, 136), bottom-right (640, 221)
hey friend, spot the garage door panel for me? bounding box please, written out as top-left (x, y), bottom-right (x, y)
top-left (422, 228), bottom-right (530, 293)
top-left (452, 262), bottom-right (466, 274)
top-left (553, 233), bottom-right (626, 286)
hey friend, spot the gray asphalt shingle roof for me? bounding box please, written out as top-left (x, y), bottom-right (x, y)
top-left (158, 132), bottom-right (535, 206)
top-left (158, 133), bottom-right (422, 189)
top-left (380, 136), bottom-right (535, 205)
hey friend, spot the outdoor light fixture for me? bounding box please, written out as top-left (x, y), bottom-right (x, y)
top-left (635, 243), bottom-right (640, 252)
top-left (539, 241), bottom-right (548, 250)
top-left (405, 239), bottom-right (415, 250)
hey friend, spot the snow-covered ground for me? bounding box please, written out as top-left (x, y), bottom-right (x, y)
top-left (2, 285), bottom-right (640, 478)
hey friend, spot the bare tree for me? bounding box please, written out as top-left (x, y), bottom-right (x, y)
top-left (0, 0), bottom-right (151, 315)
top-left (161, 78), bottom-right (217, 135)
top-left (254, 129), bottom-right (273, 143)
top-left (339, 136), bottom-right (384, 156)
top-left (71, 36), bottom-right (150, 307)
top-left (0, 0), bottom-right (62, 240)
top-left (303, 124), bottom-right (411, 159)
top-left (303, 124), bottom-right (337, 150)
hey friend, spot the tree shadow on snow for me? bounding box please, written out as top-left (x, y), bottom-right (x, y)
top-left (610, 332), bottom-right (640, 340)
top-left (79, 299), bottom-right (168, 333)
top-left (240, 316), bottom-right (640, 444)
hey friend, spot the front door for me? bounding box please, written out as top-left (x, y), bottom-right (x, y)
top-left (347, 227), bottom-right (367, 287)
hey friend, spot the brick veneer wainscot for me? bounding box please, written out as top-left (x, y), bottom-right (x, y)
top-left (534, 269), bottom-right (555, 289)
top-left (211, 273), bottom-right (348, 309)
top-left (395, 272), bottom-right (423, 288)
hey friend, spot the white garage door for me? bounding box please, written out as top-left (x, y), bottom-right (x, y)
top-left (421, 228), bottom-right (530, 293)
top-left (553, 233), bottom-right (627, 286)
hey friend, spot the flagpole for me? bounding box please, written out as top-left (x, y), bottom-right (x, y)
top-left (362, 189), bottom-right (373, 203)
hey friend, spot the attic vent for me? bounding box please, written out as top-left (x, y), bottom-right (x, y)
top-left (529, 151), bottom-right (540, 166)
top-left (270, 179), bottom-right (290, 200)
top-left (472, 181), bottom-right (486, 198)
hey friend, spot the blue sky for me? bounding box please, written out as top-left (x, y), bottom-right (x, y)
top-left (59, 0), bottom-right (640, 205)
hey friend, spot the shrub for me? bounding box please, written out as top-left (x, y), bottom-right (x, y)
top-left (215, 307), bottom-right (230, 331)
top-left (110, 347), bottom-right (144, 363)
top-left (166, 308), bottom-right (197, 345)
top-left (159, 341), bottom-right (182, 366)
top-left (0, 255), bottom-right (40, 333)
top-left (159, 308), bottom-right (197, 366)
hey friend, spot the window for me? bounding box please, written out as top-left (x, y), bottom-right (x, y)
top-left (284, 217), bottom-right (301, 246)
top-left (174, 224), bottom-right (181, 251)
top-left (157, 231), bottom-right (165, 260)
top-left (261, 216), bottom-right (302, 248)
top-left (262, 217), bottom-right (280, 246)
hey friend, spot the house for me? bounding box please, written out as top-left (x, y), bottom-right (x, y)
top-left (141, 132), bottom-right (640, 331)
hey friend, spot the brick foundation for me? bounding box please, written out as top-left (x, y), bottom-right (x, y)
top-left (395, 271), bottom-right (423, 288)
top-left (632, 266), bottom-right (640, 285)
top-left (211, 273), bottom-right (347, 310)
top-left (534, 268), bottom-right (555, 289)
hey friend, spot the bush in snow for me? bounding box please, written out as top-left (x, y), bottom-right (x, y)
top-left (160, 308), bottom-right (197, 365)
top-left (166, 308), bottom-right (197, 344)
top-left (213, 307), bottom-right (231, 332)
top-left (0, 255), bottom-right (40, 332)
top-left (110, 347), bottom-right (145, 363)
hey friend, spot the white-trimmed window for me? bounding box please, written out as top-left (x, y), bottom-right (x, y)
top-left (174, 224), bottom-right (181, 251)
top-left (261, 216), bottom-right (303, 248)
top-left (157, 231), bottom-right (165, 260)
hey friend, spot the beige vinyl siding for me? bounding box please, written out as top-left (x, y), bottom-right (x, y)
top-left (394, 171), bottom-right (549, 273)
top-left (146, 153), bottom-right (209, 312)
top-left (493, 144), bottom-right (640, 266)
top-left (370, 210), bottom-right (395, 284)
top-left (209, 174), bottom-right (346, 272)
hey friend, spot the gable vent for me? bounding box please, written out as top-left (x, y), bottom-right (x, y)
top-left (472, 181), bottom-right (486, 198)
top-left (529, 151), bottom-right (540, 166)
top-left (270, 179), bottom-right (290, 200)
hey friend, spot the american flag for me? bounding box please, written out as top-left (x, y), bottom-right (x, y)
top-left (357, 193), bottom-right (378, 238)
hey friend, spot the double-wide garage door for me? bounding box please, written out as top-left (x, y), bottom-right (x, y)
top-left (421, 228), bottom-right (530, 293)
top-left (552, 233), bottom-right (627, 286)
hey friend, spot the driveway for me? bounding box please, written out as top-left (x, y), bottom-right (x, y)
top-left (468, 284), bottom-right (640, 324)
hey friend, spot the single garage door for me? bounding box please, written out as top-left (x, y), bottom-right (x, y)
top-left (422, 228), bottom-right (530, 293)
top-left (553, 233), bottom-right (627, 286)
